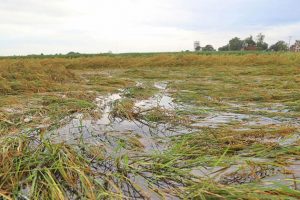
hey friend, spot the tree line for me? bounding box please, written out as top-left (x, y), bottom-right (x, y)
top-left (199, 33), bottom-right (290, 52)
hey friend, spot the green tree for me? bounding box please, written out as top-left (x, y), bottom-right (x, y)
top-left (269, 41), bottom-right (288, 51)
top-left (256, 33), bottom-right (268, 50)
top-left (229, 37), bottom-right (243, 51)
top-left (67, 51), bottom-right (81, 56)
top-left (195, 46), bottom-right (201, 51)
top-left (202, 45), bottom-right (215, 51)
top-left (256, 33), bottom-right (265, 44)
top-left (257, 42), bottom-right (268, 50)
top-left (244, 35), bottom-right (256, 46)
top-left (218, 45), bottom-right (229, 51)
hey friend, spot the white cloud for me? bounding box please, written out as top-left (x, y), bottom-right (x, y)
top-left (0, 0), bottom-right (299, 55)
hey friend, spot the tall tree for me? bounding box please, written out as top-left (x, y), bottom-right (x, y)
top-left (256, 33), bottom-right (265, 44)
top-left (195, 46), bottom-right (201, 51)
top-left (244, 35), bottom-right (256, 46)
top-left (229, 37), bottom-right (243, 51)
top-left (256, 33), bottom-right (268, 50)
top-left (269, 41), bottom-right (289, 51)
top-left (202, 45), bottom-right (216, 51)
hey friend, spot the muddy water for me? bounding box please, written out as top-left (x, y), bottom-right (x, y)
top-left (135, 94), bottom-right (175, 110)
top-left (49, 82), bottom-right (192, 151)
top-left (135, 81), bottom-right (175, 110)
top-left (191, 112), bottom-right (298, 129)
top-left (191, 158), bottom-right (300, 189)
top-left (191, 113), bottom-right (250, 128)
top-left (262, 160), bottom-right (300, 189)
top-left (50, 81), bottom-right (299, 150)
top-left (47, 81), bottom-right (300, 194)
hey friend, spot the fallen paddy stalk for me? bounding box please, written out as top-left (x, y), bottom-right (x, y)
top-left (1, 53), bottom-right (300, 199)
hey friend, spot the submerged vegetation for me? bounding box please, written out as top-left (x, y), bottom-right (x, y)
top-left (0, 53), bottom-right (300, 199)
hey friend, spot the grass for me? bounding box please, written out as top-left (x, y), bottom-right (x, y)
top-left (0, 59), bottom-right (76, 95)
top-left (123, 84), bottom-right (158, 99)
top-left (111, 98), bottom-right (136, 120)
top-left (1, 134), bottom-right (299, 199)
top-left (0, 52), bottom-right (300, 199)
top-left (0, 94), bottom-right (97, 135)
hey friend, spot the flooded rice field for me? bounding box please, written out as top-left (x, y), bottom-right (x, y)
top-left (1, 62), bottom-right (300, 199)
top-left (49, 82), bottom-right (191, 150)
top-left (39, 80), bottom-right (299, 198)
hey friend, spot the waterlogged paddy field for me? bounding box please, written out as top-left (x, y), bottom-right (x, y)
top-left (0, 54), bottom-right (300, 199)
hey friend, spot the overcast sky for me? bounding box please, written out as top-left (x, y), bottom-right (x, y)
top-left (1, 0), bottom-right (300, 55)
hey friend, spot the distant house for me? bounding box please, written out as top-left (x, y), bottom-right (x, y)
top-left (242, 45), bottom-right (257, 51)
top-left (241, 41), bottom-right (257, 51)
top-left (290, 40), bottom-right (300, 52)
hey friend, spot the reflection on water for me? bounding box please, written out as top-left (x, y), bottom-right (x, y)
top-left (49, 82), bottom-right (191, 151)
top-left (45, 81), bottom-right (300, 194)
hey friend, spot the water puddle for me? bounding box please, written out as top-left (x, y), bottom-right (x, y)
top-left (49, 82), bottom-right (191, 151)
top-left (44, 81), bottom-right (299, 196)
top-left (191, 113), bottom-right (250, 128)
top-left (136, 81), bottom-right (175, 110)
top-left (135, 94), bottom-right (175, 110)
top-left (191, 158), bottom-right (272, 181)
top-left (245, 116), bottom-right (282, 126)
top-left (250, 103), bottom-right (290, 113)
top-left (191, 158), bottom-right (300, 189)
top-left (154, 81), bottom-right (168, 90)
top-left (226, 102), bottom-right (290, 114)
top-left (262, 160), bottom-right (300, 189)
top-left (278, 133), bottom-right (300, 147)
top-left (191, 111), bottom-right (297, 128)
top-left (49, 81), bottom-right (298, 151)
